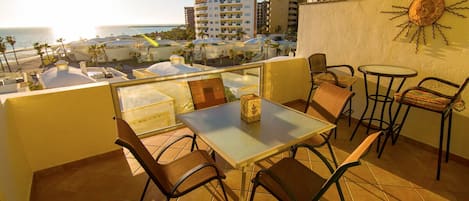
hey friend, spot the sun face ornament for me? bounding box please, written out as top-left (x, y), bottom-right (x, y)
top-left (382, 0), bottom-right (469, 52)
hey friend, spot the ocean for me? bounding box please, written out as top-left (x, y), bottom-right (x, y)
top-left (0, 25), bottom-right (179, 63)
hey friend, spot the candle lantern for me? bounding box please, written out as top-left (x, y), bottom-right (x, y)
top-left (240, 94), bottom-right (261, 123)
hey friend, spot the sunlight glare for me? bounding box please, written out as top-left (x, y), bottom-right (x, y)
top-left (53, 24), bottom-right (97, 42)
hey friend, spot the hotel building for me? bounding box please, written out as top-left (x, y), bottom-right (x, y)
top-left (184, 7), bottom-right (196, 29)
top-left (194, 0), bottom-right (256, 40)
top-left (258, 0), bottom-right (306, 34)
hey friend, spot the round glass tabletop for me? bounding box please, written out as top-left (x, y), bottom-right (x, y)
top-left (358, 65), bottom-right (418, 78)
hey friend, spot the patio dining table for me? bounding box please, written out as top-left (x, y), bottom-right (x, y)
top-left (177, 98), bottom-right (335, 200)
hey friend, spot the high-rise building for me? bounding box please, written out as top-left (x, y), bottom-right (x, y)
top-left (185, 7), bottom-right (196, 28)
top-left (256, 1), bottom-right (269, 34)
top-left (257, 0), bottom-right (306, 34)
top-left (194, 0), bottom-right (256, 40)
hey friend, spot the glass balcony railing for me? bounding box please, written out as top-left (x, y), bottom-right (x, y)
top-left (110, 64), bottom-right (263, 136)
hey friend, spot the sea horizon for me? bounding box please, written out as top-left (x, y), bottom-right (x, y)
top-left (0, 24), bottom-right (181, 63)
top-left (0, 24), bottom-right (181, 49)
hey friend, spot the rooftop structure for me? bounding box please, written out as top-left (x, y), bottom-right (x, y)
top-left (38, 60), bottom-right (127, 89)
top-left (0, 72), bottom-right (29, 94)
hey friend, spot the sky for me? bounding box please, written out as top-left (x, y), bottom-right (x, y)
top-left (0, 0), bottom-right (195, 28)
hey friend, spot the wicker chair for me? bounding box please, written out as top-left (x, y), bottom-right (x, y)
top-left (114, 118), bottom-right (228, 201)
top-left (293, 82), bottom-right (354, 167)
top-left (249, 132), bottom-right (380, 201)
top-left (379, 77), bottom-right (468, 180)
top-left (188, 77), bottom-right (227, 110)
top-left (304, 53), bottom-right (356, 128)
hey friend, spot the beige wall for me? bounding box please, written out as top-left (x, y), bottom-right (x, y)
top-left (262, 57), bottom-right (311, 103)
top-left (0, 101), bottom-right (32, 201)
top-left (0, 83), bottom-right (119, 201)
top-left (297, 1), bottom-right (469, 159)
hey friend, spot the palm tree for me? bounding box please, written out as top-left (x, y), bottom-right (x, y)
top-left (263, 38), bottom-right (272, 60)
top-left (98, 43), bottom-right (108, 63)
top-left (6, 36), bottom-right (19, 65)
top-left (197, 31), bottom-right (206, 39)
top-left (228, 49), bottom-right (236, 65)
top-left (88, 45), bottom-right (99, 66)
top-left (200, 43), bottom-right (208, 65)
top-left (271, 43), bottom-right (281, 56)
top-left (43, 43), bottom-right (51, 63)
top-left (184, 42), bottom-right (195, 66)
top-left (33, 42), bottom-right (45, 68)
top-left (56, 38), bottom-right (67, 59)
top-left (236, 29), bottom-right (246, 41)
top-left (244, 51), bottom-right (255, 63)
top-left (0, 37), bottom-right (5, 72)
top-left (0, 38), bottom-right (12, 72)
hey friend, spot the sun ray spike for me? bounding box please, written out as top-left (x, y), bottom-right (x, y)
top-left (410, 26), bottom-right (420, 44)
top-left (436, 25), bottom-right (450, 45)
top-left (393, 23), bottom-right (411, 41)
top-left (445, 8), bottom-right (468, 18)
top-left (422, 27), bottom-right (427, 45)
top-left (432, 24), bottom-right (436, 39)
top-left (391, 5), bottom-right (409, 10)
top-left (447, 0), bottom-right (468, 8)
top-left (389, 12), bottom-right (409, 20)
top-left (405, 23), bottom-right (413, 37)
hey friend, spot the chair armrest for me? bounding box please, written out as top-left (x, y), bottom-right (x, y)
top-left (326, 64), bottom-right (355, 76)
top-left (401, 86), bottom-right (454, 100)
top-left (418, 77), bottom-right (460, 88)
top-left (312, 71), bottom-right (340, 86)
top-left (171, 162), bottom-right (223, 195)
top-left (291, 143), bottom-right (335, 174)
top-left (156, 134), bottom-right (196, 162)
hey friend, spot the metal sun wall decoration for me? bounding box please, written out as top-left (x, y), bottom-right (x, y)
top-left (381, 0), bottom-right (469, 53)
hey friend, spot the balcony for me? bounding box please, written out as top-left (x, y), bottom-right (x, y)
top-left (4, 53), bottom-right (469, 201)
top-left (3, 0), bottom-right (469, 200)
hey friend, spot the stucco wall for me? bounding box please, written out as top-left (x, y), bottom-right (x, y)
top-left (0, 102), bottom-right (32, 201)
top-left (263, 57), bottom-right (311, 103)
top-left (0, 82), bottom-right (119, 201)
top-left (297, 0), bottom-right (469, 159)
top-left (4, 83), bottom-right (119, 172)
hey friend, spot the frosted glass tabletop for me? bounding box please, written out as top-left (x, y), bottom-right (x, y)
top-left (358, 65), bottom-right (418, 78)
top-left (177, 98), bottom-right (335, 168)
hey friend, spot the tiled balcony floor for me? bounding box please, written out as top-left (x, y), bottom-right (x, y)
top-left (31, 103), bottom-right (469, 201)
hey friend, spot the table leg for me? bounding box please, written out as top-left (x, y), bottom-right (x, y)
top-left (239, 166), bottom-right (247, 201)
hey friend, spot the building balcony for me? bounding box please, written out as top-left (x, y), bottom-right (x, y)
top-left (3, 1), bottom-right (469, 200)
top-left (3, 51), bottom-right (469, 201)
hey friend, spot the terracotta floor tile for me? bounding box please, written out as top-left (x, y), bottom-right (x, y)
top-left (415, 188), bottom-right (457, 201)
top-left (31, 103), bottom-right (469, 201)
top-left (382, 185), bottom-right (423, 201)
top-left (344, 162), bottom-right (378, 184)
top-left (347, 182), bottom-right (388, 201)
top-left (368, 163), bottom-right (414, 187)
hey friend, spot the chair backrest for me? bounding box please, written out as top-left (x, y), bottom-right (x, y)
top-left (313, 132), bottom-right (380, 200)
top-left (114, 118), bottom-right (172, 195)
top-left (308, 53), bottom-right (328, 74)
top-left (310, 82), bottom-right (354, 124)
top-left (188, 77), bottom-right (227, 110)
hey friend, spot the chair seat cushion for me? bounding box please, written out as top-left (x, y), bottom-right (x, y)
top-left (394, 89), bottom-right (454, 112)
top-left (257, 158), bottom-right (325, 201)
top-left (162, 150), bottom-right (224, 195)
top-left (314, 73), bottom-right (357, 88)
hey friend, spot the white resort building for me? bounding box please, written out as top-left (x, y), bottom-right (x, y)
top-left (195, 0), bottom-right (256, 40)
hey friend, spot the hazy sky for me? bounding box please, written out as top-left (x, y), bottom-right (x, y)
top-left (0, 0), bottom-right (195, 28)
